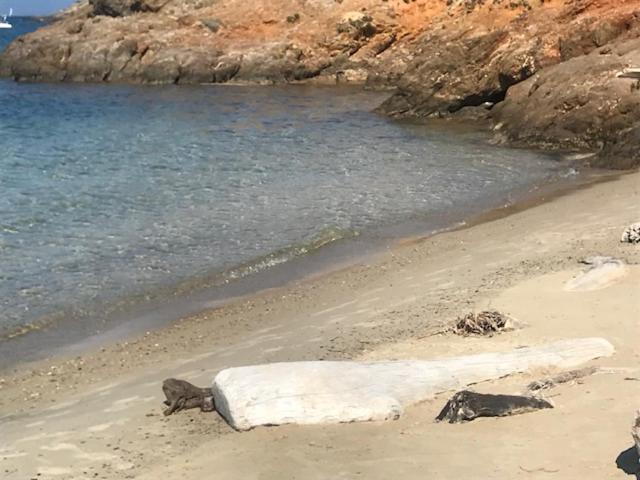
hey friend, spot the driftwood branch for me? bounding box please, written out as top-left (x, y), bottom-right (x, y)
top-left (162, 378), bottom-right (215, 416)
top-left (527, 366), bottom-right (598, 392)
top-left (436, 391), bottom-right (553, 423)
top-left (621, 223), bottom-right (640, 243)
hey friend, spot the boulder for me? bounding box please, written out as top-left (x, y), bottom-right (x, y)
top-left (491, 37), bottom-right (640, 169)
top-left (212, 337), bottom-right (614, 430)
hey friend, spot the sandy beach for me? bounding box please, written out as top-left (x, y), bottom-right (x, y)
top-left (1, 171), bottom-right (638, 479)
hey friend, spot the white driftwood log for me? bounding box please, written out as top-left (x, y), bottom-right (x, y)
top-left (212, 337), bottom-right (614, 430)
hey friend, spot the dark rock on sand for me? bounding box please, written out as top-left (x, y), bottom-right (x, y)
top-left (621, 223), bottom-right (640, 244)
top-left (436, 390), bottom-right (553, 423)
top-left (162, 378), bottom-right (215, 416)
top-left (379, 28), bottom-right (539, 118)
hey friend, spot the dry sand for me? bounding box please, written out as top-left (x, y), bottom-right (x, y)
top-left (1, 172), bottom-right (639, 479)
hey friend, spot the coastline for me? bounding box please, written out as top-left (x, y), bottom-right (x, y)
top-left (1, 2), bottom-right (638, 477)
top-left (0, 169), bottom-right (638, 478)
top-left (3, 1), bottom-right (639, 170)
top-left (0, 162), bottom-right (612, 370)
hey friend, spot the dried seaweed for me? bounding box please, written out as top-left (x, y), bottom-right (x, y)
top-left (453, 310), bottom-right (511, 336)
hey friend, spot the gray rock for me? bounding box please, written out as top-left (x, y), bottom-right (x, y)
top-left (201, 18), bottom-right (223, 32)
top-left (211, 338), bottom-right (613, 430)
top-left (621, 223), bottom-right (640, 244)
top-left (89, 0), bottom-right (166, 17)
top-left (491, 37), bottom-right (640, 169)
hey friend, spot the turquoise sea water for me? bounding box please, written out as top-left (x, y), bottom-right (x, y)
top-left (0, 20), bottom-right (576, 359)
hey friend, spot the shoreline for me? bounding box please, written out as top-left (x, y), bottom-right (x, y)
top-left (0, 162), bottom-right (616, 372)
top-left (0, 170), bottom-right (637, 479)
top-left (4, 1), bottom-right (640, 170)
top-left (0, 166), bottom-right (631, 378)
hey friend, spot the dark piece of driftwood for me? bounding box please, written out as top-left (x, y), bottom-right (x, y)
top-left (633, 411), bottom-right (640, 458)
top-left (435, 390), bottom-right (553, 423)
top-left (453, 311), bottom-right (511, 336)
top-left (162, 378), bottom-right (215, 416)
top-left (527, 366), bottom-right (598, 392)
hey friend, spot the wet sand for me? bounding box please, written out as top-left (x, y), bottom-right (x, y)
top-left (0, 171), bottom-right (638, 479)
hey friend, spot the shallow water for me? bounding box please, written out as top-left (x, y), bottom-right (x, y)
top-left (0, 19), bottom-right (576, 358)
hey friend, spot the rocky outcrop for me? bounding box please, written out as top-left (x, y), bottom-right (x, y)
top-left (377, 0), bottom-right (640, 169)
top-left (0, 0), bottom-right (415, 86)
top-left (2, 0), bottom-right (640, 169)
top-left (89, 0), bottom-right (168, 17)
top-left (491, 38), bottom-right (640, 169)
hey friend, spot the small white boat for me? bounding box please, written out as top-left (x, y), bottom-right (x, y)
top-left (0, 8), bottom-right (12, 29)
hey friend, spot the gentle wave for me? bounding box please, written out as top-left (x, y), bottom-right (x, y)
top-left (223, 226), bottom-right (359, 281)
top-left (0, 225), bottom-right (358, 342)
top-left (0, 77), bottom-right (569, 351)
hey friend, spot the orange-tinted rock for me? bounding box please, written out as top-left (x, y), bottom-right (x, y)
top-left (0, 0), bottom-right (417, 86)
top-left (2, 0), bottom-right (640, 168)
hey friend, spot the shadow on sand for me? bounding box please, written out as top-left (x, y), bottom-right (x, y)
top-left (616, 446), bottom-right (640, 479)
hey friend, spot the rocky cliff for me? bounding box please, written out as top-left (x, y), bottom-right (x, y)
top-left (2, 0), bottom-right (640, 168)
top-left (0, 0), bottom-right (425, 85)
top-left (379, 0), bottom-right (640, 169)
